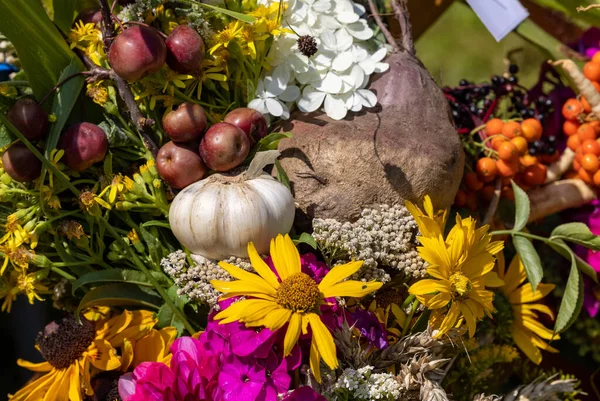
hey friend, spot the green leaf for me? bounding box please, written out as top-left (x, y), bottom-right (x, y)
top-left (548, 239), bottom-right (598, 283)
top-left (42, 59), bottom-right (85, 182)
top-left (256, 132), bottom-right (293, 151)
top-left (293, 232), bottom-right (317, 249)
top-left (274, 159), bottom-right (290, 189)
top-left (526, 0), bottom-right (600, 28)
top-left (187, 0), bottom-right (256, 23)
top-left (554, 256), bottom-right (584, 334)
top-left (157, 285), bottom-right (188, 335)
top-left (52, 0), bottom-right (77, 33)
top-left (551, 222), bottom-right (600, 251)
top-left (75, 283), bottom-right (162, 317)
top-left (141, 220), bottom-right (172, 229)
top-left (511, 180), bottom-right (530, 231)
top-left (72, 269), bottom-right (170, 293)
top-left (0, 0), bottom-right (84, 99)
top-left (513, 234), bottom-right (543, 292)
top-left (0, 124), bottom-right (16, 149)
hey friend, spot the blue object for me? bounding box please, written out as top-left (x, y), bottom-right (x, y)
top-left (0, 62), bottom-right (18, 82)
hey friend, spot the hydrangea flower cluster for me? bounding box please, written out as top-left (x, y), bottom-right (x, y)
top-left (313, 204), bottom-right (427, 283)
top-left (331, 366), bottom-right (403, 401)
top-left (249, 0), bottom-right (389, 121)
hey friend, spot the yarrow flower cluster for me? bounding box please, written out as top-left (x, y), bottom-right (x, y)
top-left (161, 250), bottom-right (252, 306)
top-left (313, 204), bottom-right (427, 283)
top-left (249, 0), bottom-right (389, 120)
top-left (331, 366), bottom-right (402, 401)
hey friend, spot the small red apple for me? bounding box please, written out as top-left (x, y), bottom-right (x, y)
top-left (7, 98), bottom-right (49, 141)
top-left (2, 143), bottom-right (42, 182)
top-left (156, 142), bottom-right (207, 189)
top-left (162, 102), bottom-right (207, 142)
top-left (223, 108), bottom-right (267, 143)
top-left (166, 25), bottom-right (205, 74)
top-left (199, 122), bottom-right (250, 171)
top-left (59, 123), bottom-right (108, 172)
top-left (108, 25), bottom-right (166, 82)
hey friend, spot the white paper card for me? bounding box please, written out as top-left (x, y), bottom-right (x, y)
top-left (466, 0), bottom-right (529, 42)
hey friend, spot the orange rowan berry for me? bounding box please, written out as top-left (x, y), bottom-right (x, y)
top-left (521, 119), bottom-right (542, 142)
top-left (594, 170), bottom-right (600, 186)
top-left (496, 159), bottom-right (518, 177)
top-left (454, 189), bottom-right (466, 207)
top-left (582, 153), bottom-right (600, 173)
top-left (465, 172), bottom-right (484, 192)
top-left (501, 121), bottom-right (521, 139)
top-left (511, 136), bottom-right (528, 155)
top-left (584, 62), bottom-right (600, 82)
top-left (520, 154), bottom-right (538, 167)
top-left (476, 157), bottom-right (498, 183)
top-left (498, 141), bottom-right (518, 161)
top-left (562, 99), bottom-right (584, 121)
top-left (581, 139), bottom-right (600, 156)
top-left (567, 134), bottom-right (581, 151)
top-left (579, 168), bottom-right (594, 184)
top-left (522, 163), bottom-right (547, 186)
top-left (485, 119), bottom-right (504, 136)
top-left (578, 123), bottom-right (597, 141)
top-left (563, 120), bottom-right (579, 136)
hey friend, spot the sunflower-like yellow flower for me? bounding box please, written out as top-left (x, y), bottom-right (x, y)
top-left (10, 309), bottom-right (157, 401)
top-left (211, 234), bottom-right (382, 382)
top-left (405, 195), bottom-right (448, 240)
top-left (209, 21), bottom-right (244, 54)
top-left (497, 254), bottom-right (558, 364)
top-left (407, 201), bottom-right (504, 338)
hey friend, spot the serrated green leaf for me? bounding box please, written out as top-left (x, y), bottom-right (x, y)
top-left (554, 256), bottom-right (584, 334)
top-left (0, 0), bottom-right (83, 99)
top-left (293, 232), bottom-right (317, 249)
top-left (75, 283), bottom-right (161, 317)
top-left (511, 181), bottom-right (530, 231)
top-left (157, 303), bottom-right (185, 335)
top-left (72, 269), bottom-right (170, 293)
top-left (513, 234), bottom-right (543, 292)
top-left (549, 239), bottom-right (598, 283)
top-left (550, 222), bottom-right (600, 251)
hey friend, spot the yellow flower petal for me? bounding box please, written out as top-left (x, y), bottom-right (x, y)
top-left (89, 339), bottom-right (121, 371)
top-left (247, 242), bottom-right (280, 289)
top-left (483, 271), bottom-right (505, 287)
top-left (511, 323), bottom-right (542, 364)
top-left (284, 312), bottom-right (302, 356)
top-left (435, 301), bottom-right (460, 338)
top-left (520, 303), bottom-right (554, 319)
top-left (309, 334), bottom-right (322, 383)
top-left (423, 292), bottom-right (451, 309)
top-left (307, 313), bottom-right (337, 370)
top-left (459, 301), bottom-right (477, 337)
top-left (270, 234), bottom-right (301, 280)
top-left (69, 363), bottom-right (82, 401)
top-left (262, 307), bottom-right (292, 331)
top-left (518, 316), bottom-right (557, 340)
top-left (408, 279), bottom-right (451, 295)
top-left (509, 283), bottom-right (555, 304)
top-left (503, 255), bottom-right (528, 295)
top-left (16, 359), bottom-right (52, 372)
top-left (214, 299), bottom-right (276, 323)
top-left (217, 261), bottom-right (277, 295)
top-left (211, 280), bottom-right (276, 301)
top-left (318, 260), bottom-right (363, 290)
top-left (321, 280), bottom-right (382, 299)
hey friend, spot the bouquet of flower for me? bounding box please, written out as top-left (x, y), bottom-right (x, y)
top-left (1, 0), bottom-right (600, 400)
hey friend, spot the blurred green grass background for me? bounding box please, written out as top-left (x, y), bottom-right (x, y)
top-left (415, 2), bottom-right (547, 88)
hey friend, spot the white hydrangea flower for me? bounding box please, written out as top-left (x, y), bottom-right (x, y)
top-left (248, 77), bottom-right (300, 119)
top-left (251, 0), bottom-right (388, 120)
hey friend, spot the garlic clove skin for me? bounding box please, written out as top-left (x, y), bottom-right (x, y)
top-left (169, 172), bottom-right (295, 260)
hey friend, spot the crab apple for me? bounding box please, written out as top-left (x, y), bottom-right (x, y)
top-left (75, 8), bottom-right (102, 25)
top-left (108, 25), bottom-right (166, 82)
top-left (223, 108), bottom-right (268, 143)
top-left (166, 25), bottom-right (205, 74)
top-left (156, 141), bottom-right (207, 189)
top-left (59, 123), bottom-right (108, 172)
top-left (199, 122), bottom-right (250, 171)
top-left (7, 98), bottom-right (49, 141)
top-left (162, 102), bottom-right (207, 142)
top-left (2, 143), bottom-right (42, 182)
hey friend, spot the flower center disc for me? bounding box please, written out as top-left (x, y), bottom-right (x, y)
top-left (449, 272), bottom-right (472, 296)
top-left (275, 272), bottom-right (321, 312)
top-left (37, 315), bottom-right (96, 369)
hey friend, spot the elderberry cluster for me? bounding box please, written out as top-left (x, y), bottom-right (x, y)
top-left (528, 135), bottom-right (557, 156)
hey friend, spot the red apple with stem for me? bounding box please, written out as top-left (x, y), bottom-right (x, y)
top-left (162, 102), bottom-right (207, 142)
top-left (2, 143), bottom-right (42, 182)
top-left (166, 25), bottom-right (205, 74)
top-left (7, 98), bottom-right (49, 141)
top-left (109, 25), bottom-right (167, 82)
top-left (156, 141), bottom-right (207, 189)
top-left (199, 122), bottom-right (250, 171)
top-left (223, 108), bottom-right (267, 144)
top-left (59, 123), bottom-right (109, 172)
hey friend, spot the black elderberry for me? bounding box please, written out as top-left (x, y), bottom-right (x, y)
top-left (459, 79), bottom-right (469, 86)
top-left (509, 64), bottom-right (519, 74)
top-left (508, 76), bottom-right (518, 84)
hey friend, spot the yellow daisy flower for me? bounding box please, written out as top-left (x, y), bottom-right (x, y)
top-left (209, 21), bottom-right (244, 54)
top-left (496, 254), bottom-right (558, 364)
top-left (405, 195), bottom-right (448, 240)
top-left (408, 211), bottom-right (504, 338)
top-left (211, 234), bottom-right (382, 382)
top-left (10, 310), bottom-right (157, 401)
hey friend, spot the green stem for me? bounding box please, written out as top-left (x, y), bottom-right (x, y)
top-left (173, 88), bottom-right (214, 108)
top-left (0, 80), bottom-right (29, 87)
top-left (51, 266), bottom-right (76, 281)
top-left (492, 230), bottom-right (549, 244)
top-left (401, 299), bottom-right (420, 337)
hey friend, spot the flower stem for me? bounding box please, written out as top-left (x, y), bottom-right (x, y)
top-left (51, 266), bottom-right (77, 281)
top-left (401, 298), bottom-right (420, 337)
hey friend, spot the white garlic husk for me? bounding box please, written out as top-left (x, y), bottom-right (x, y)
top-left (169, 152), bottom-right (295, 260)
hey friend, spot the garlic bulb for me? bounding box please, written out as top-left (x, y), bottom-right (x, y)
top-left (169, 152), bottom-right (295, 260)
